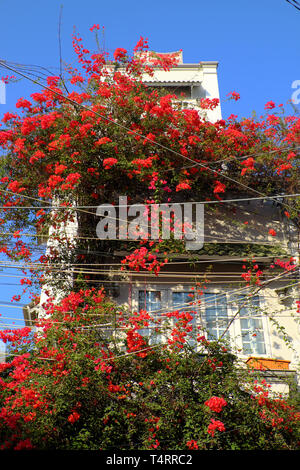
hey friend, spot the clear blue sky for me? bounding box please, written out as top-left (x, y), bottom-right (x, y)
top-left (0, 0), bottom-right (299, 346)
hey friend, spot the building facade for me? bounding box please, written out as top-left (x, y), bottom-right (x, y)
top-left (24, 51), bottom-right (300, 395)
top-left (111, 198), bottom-right (299, 395)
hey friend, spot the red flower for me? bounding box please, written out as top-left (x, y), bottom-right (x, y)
top-left (29, 150), bottom-right (46, 165)
top-left (213, 180), bottom-right (226, 194)
top-left (90, 24), bottom-right (100, 32)
top-left (205, 396), bottom-right (227, 413)
top-left (176, 181), bottom-right (191, 192)
top-left (14, 438), bottom-right (34, 450)
top-left (186, 439), bottom-right (199, 450)
top-left (7, 180), bottom-right (25, 193)
top-left (114, 48), bottom-right (127, 61)
top-left (269, 229), bottom-right (277, 237)
top-left (16, 97), bottom-right (32, 111)
top-left (134, 36), bottom-right (149, 53)
top-left (227, 91), bottom-right (240, 101)
top-left (47, 174), bottom-right (64, 189)
top-left (264, 101), bottom-right (276, 110)
top-left (199, 97), bottom-right (220, 110)
top-left (207, 419), bottom-right (226, 437)
top-left (241, 157), bottom-right (255, 175)
top-left (55, 163), bottom-right (67, 175)
top-left (95, 137), bottom-right (112, 146)
top-left (143, 133), bottom-right (156, 145)
top-left (131, 156), bottom-right (155, 170)
top-left (103, 158), bottom-right (118, 170)
top-left (65, 172), bottom-right (81, 186)
top-left (70, 75), bottom-right (84, 84)
top-left (68, 411), bottom-right (80, 423)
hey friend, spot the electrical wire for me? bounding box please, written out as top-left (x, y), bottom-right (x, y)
top-left (286, 0), bottom-right (300, 11)
top-left (0, 191), bottom-right (299, 209)
top-left (2, 270), bottom-right (297, 317)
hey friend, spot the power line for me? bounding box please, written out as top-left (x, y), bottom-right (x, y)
top-left (2, 286), bottom-right (299, 331)
top-left (0, 270), bottom-right (296, 315)
top-left (286, 0), bottom-right (300, 11)
top-left (0, 267), bottom-right (298, 281)
top-left (0, 255), bottom-right (297, 272)
top-left (0, 259), bottom-right (293, 273)
top-left (0, 261), bottom-right (298, 278)
top-left (0, 192), bottom-right (299, 209)
top-left (19, 272), bottom-right (300, 317)
top-left (0, 234), bottom-right (286, 249)
top-left (0, 266), bottom-right (285, 276)
top-left (203, 145), bottom-right (299, 166)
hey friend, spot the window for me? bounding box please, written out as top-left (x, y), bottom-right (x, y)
top-left (234, 295), bottom-right (266, 355)
top-left (203, 293), bottom-right (229, 341)
top-left (148, 85), bottom-right (192, 99)
top-left (138, 290), bottom-right (162, 344)
top-left (138, 290), bottom-right (162, 312)
top-left (134, 288), bottom-right (268, 356)
top-left (172, 291), bottom-right (197, 348)
top-left (137, 289), bottom-right (198, 346)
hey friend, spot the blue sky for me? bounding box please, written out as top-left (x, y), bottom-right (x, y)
top-left (0, 0), bottom-right (299, 349)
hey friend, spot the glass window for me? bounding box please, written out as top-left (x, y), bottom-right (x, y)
top-left (172, 291), bottom-right (197, 348)
top-left (138, 290), bottom-right (161, 312)
top-left (235, 295), bottom-right (266, 355)
top-left (204, 293), bottom-right (229, 341)
top-left (138, 290), bottom-right (162, 343)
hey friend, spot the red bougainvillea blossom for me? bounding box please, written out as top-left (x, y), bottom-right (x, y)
top-left (227, 91), bottom-right (240, 101)
top-left (264, 101), bottom-right (276, 110)
top-left (103, 157), bottom-right (118, 169)
top-left (113, 48), bottom-right (128, 61)
top-left (68, 411), bottom-right (80, 423)
top-left (186, 439), bottom-right (199, 450)
top-left (207, 419), bottom-right (226, 437)
top-left (204, 396), bottom-right (227, 413)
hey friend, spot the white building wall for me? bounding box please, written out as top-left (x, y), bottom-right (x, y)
top-left (142, 57), bottom-right (222, 123)
top-left (38, 201), bottom-right (78, 316)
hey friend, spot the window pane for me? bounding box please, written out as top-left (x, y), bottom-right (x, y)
top-left (138, 291), bottom-right (162, 344)
top-left (138, 290), bottom-right (161, 312)
top-left (204, 293), bottom-right (229, 341)
top-left (172, 291), bottom-right (197, 348)
top-left (235, 295), bottom-right (266, 355)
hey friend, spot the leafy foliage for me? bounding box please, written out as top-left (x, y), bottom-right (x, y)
top-left (0, 288), bottom-right (299, 450)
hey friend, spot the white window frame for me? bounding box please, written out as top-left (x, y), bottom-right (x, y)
top-left (131, 285), bottom-right (271, 357)
top-left (228, 293), bottom-right (272, 358)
